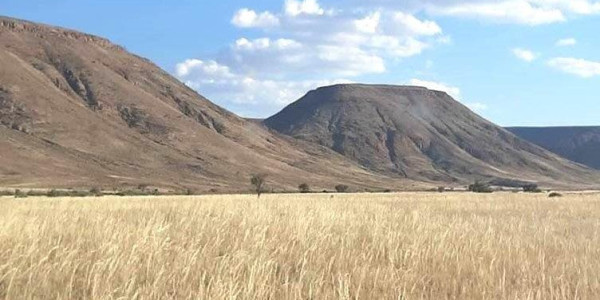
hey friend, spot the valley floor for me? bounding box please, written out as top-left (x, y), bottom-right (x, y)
top-left (1, 192), bottom-right (600, 299)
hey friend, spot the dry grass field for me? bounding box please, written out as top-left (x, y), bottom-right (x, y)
top-left (1, 192), bottom-right (600, 299)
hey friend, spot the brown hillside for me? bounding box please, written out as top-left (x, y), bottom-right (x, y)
top-left (0, 17), bottom-right (420, 192)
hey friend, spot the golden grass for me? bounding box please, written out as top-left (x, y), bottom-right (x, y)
top-left (1, 192), bottom-right (600, 299)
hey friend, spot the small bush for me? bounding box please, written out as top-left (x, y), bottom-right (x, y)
top-left (71, 190), bottom-right (92, 197)
top-left (116, 189), bottom-right (150, 196)
top-left (335, 184), bottom-right (349, 193)
top-left (89, 187), bottom-right (103, 197)
top-left (47, 189), bottom-right (60, 197)
top-left (0, 190), bottom-right (15, 196)
top-left (437, 187), bottom-right (445, 193)
top-left (14, 189), bottom-right (27, 198)
top-left (468, 181), bottom-right (493, 193)
top-left (549, 192), bottom-right (563, 198)
top-left (26, 190), bottom-right (46, 197)
top-left (298, 183), bottom-right (310, 193)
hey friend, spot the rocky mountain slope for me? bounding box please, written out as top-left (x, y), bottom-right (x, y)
top-left (0, 16), bottom-right (422, 192)
top-left (265, 84), bottom-right (600, 188)
top-left (507, 127), bottom-right (600, 170)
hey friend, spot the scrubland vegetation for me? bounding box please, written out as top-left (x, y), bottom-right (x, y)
top-left (1, 192), bottom-right (600, 299)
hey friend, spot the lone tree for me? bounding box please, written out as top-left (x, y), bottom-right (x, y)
top-left (251, 174), bottom-right (267, 197)
top-left (298, 183), bottom-right (310, 193)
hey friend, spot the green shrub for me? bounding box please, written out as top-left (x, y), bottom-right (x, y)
top-left (468, 181), bottom-right (493, 193)
top-left (298, 183), bottom-right (310, 193)
top-left (89, 187), bottom-right (102, 196)
top-left (26, 190), bottom-right (46, 197)
top-left (523, 184), bottom-right (542, 193)
top-left (549, 192), bottom-right (563, 198)
top-left (14, 189), bottom-right (27, 198)
top-left (47, 189), bottom-right (60, 197)
top-left (0, 190), bottom-right (15, 196)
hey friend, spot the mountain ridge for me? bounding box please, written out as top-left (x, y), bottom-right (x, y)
top-left (0, 16), bottom-right (424, 192)
top-left (507, 126), bottom-right (600, 170)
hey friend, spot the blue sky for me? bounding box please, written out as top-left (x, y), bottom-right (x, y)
top-left (2, 0), bottom-right (599, 126)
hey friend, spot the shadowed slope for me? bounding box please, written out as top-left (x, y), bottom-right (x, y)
top-left (507, 127), bottom-right (600, 170)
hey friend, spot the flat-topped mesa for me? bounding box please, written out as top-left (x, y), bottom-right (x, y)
top-left (265, 83), bottom-right (600, 188)
top-left (0, 16), bottom-right (123, 51)
top-left (312, 84), bottom-right (450, 99)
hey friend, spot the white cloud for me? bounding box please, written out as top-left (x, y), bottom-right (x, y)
top-left (346, 0), bottom-right (600, 25)
top-left (392, 12), bottom-right (442, 36)
top-left (512, 48), bottom-right (538, 62)
top-left (221, 37), bottom-right (386, 77)
top-left (284, 0), bottom-right (325, 16)
top-left (234, 38), bottom-right (301, 51)
top-left (556, 38), bottom-right (577, 46)
top-left (175, 59), bottom-right (233, 79)
top-left (547, 57), bottom-right (600, 77)
top-left (354, 12), bottom-right (380, 33)
top-left (231, 8), bottom-right (279, 28)
top-left (530, 0), bottom-right (600, 15)
top-left (175, 59), bottom-right (351, 116)
top-left (224, 1), bottom-right (445, 76)
top-left (428, 1), bottom-right (566, 25)
top-left (178, 0), bottom-right (453, 116)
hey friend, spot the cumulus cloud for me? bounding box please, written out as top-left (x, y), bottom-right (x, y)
top-left (429, 1), bottom-right (566, 25)
top-left (284, 0), bottom-right (325, 16)
top-left (354, 12), bottom-right (380, 33)
top-left (556, 38), bottom-right (577, 46)
top-left (177, 0), bottom-right (452, 116)
top-left (392, 12), bottom-right (442, 35)
top-left (512, 48), bottom-right (538, 62)
top-left (175, 59), bottom-right (352, 116)
top-left (547, 57), bottom-right (600, 77)
top-left (356, 0), bottom-right (600, 25)
top-left (231, 8), bottom-right (279, 28)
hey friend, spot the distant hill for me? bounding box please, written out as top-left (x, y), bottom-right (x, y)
top-left (507, 127), bottom-right (600, 170)
top-left (265, 84), bottom-right (600, 188)
top-left (0, 16), bottom-right (421, 192)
